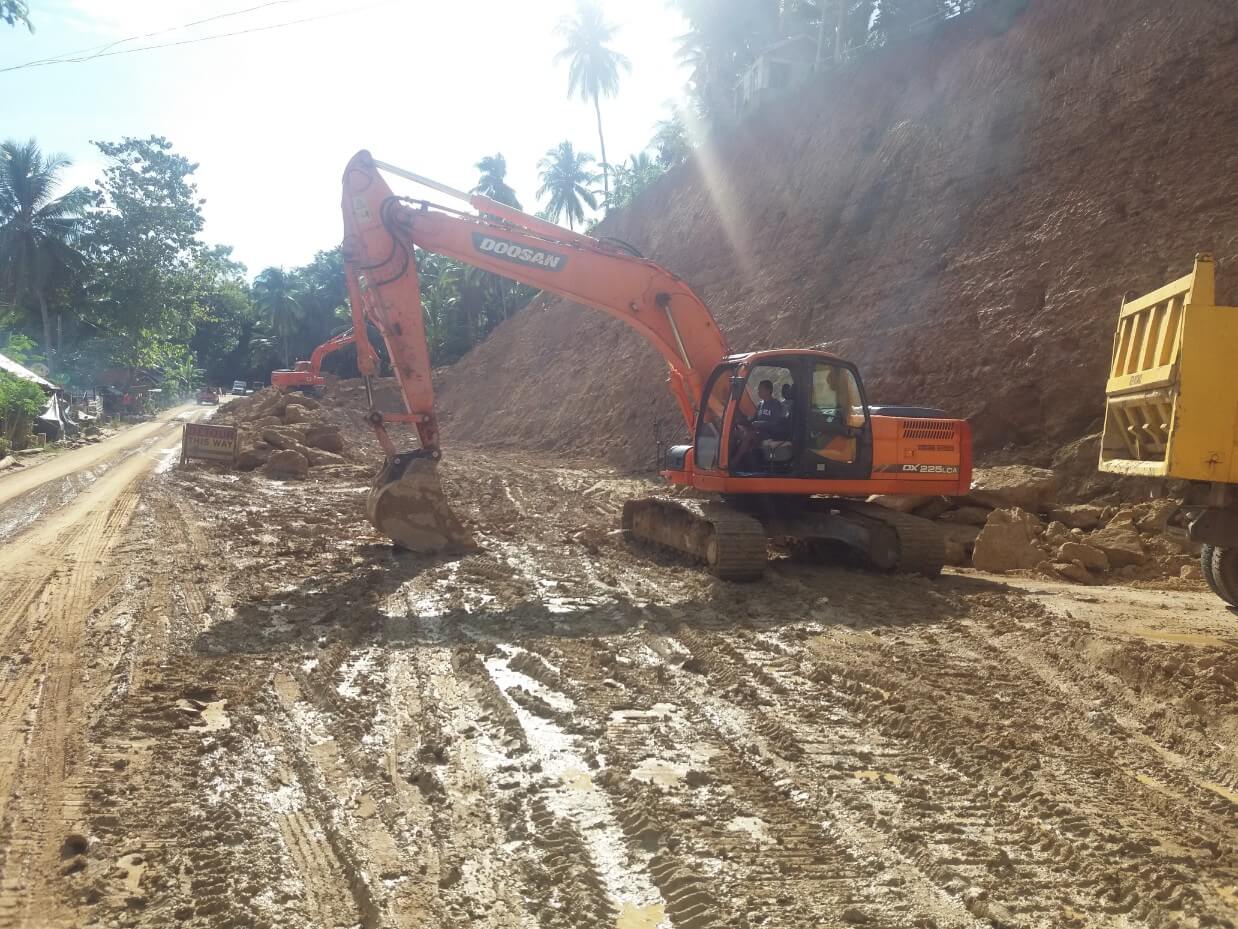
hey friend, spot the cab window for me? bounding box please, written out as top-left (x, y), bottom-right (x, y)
top-left (808, 363), bottom-right (865, 463)
top-left (694, 367), bottom-right (734, 471)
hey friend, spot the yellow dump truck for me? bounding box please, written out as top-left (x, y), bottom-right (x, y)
top-left (1099, 253), bottom-right (1238, 605)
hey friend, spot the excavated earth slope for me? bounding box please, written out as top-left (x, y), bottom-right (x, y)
top-left (437, 0), bottom-right (1238, 469)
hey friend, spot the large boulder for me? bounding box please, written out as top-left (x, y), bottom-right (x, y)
top-left (1087, 521), bottom-right (1146, 568)
top-left (303, 425), bottom-right (345, 454)
top-left (1135, 499), bottom-right (1179, 534)
top-left (969, 466), bottom-right (1058, 512)
top-left (260, 426), bottom-right (307, 450)
top-left (284, 393), bottom-right (320, 410)
top-left (972, 507), bottom-right (1045, 573)
top-left (1044, 560), bottom-right (1094, 584)
top-left (1047, 504), bottom-right (1104, 530)
top-left (263, 449), bottom-right (309, 479)
top-left (282, 404), bottom-right (310, 424)
top-left (1042, 520), bottom-right (1073, 549)
top-left (1058, 541), bottom-right (1109, 572)
top-left (236, 442), bottom-right (273, 471)
top-left (305, 448), bottom-right (346, 467)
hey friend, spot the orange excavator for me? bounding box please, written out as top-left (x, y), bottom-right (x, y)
top-left (342, 151), bottom-right (972, 579)
top-left (271, 328), bottom-right (355, 392)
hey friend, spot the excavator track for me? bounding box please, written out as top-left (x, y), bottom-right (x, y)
top-left (823, 501), bottom-right (946, 578)
top-left (622, 496), bottom-right (767, 581)
top-left (846, 505), bottom-right (940, 579)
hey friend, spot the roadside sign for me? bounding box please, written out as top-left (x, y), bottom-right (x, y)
top-left (181, 423), bottom-right (238, 465)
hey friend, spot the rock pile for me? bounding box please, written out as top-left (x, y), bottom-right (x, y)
top-left (215, 389), bottom-right (349, 479)
top-left (872, 464), bottom-right (1199, 584)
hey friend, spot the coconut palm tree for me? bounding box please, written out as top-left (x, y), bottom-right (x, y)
top-left (0, 139), bottom-right (90, 371)
top-left (536, 142), bottom-right (598, 231)
top-left (555, 1), bottom-right (631, 197)
top-left (252, 267), bottom-right (302, 368)
top-left (472, 154), bottom-right (521, 209)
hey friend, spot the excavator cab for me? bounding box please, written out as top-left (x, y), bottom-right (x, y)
top-left (682, 351), bottom-right (874, 481)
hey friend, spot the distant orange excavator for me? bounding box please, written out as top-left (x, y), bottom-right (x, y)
top-left (271, 328), bottom-right (355, 392)
top-left (340, 151), bottom-right (972, 580)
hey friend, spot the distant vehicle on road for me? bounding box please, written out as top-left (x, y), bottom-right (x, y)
top-left (196, 388), bottom-right (219, 405)
top-left (231, 380), bottom-right (247, 395)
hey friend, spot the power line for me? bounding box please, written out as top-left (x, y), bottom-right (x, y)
top-left (0, 0), bottom-right (397, 74)
top-left (10, 0), bottom-right (314, 70)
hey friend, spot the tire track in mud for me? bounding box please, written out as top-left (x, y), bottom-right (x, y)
top-left (0, 481), bottom-right (141, 928)
top-left (655, 607), bottom-right (1236, 928)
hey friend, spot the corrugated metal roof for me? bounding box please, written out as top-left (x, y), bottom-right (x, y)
top-left (0, 351), bottom-right (56, 390)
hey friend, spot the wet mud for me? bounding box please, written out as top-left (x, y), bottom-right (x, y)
top-left (0, 446), bottom-right (1234, 928)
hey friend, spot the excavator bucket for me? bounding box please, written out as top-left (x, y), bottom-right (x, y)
top-left (367, 453), bottom-right (474, 553)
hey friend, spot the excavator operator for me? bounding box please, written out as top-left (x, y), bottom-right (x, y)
top-left (734, 380), bottom-right (792, 470)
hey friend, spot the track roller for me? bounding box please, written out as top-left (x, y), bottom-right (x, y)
top-left (622, 496), bottom-right (767, 581)
top-left (828, 501), bottom-right (945, 578)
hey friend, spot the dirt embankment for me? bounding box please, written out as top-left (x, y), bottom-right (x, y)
top-left (436, 0), bottom-right (1238, 469)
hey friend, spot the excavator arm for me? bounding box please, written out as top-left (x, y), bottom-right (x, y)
top-left (341, 149), bottom-right (729, 449)
top-left (341, 150), bottom-right (735, 552)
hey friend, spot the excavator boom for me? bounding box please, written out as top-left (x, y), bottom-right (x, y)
top-left (341, 150), bottom-right (729, 436)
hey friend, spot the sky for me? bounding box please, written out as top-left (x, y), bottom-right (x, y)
top-left (2, 0), bottom-right (692, 275)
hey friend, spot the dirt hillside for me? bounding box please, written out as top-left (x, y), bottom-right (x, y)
top-left (437, 0), bottom-right (1238, 469)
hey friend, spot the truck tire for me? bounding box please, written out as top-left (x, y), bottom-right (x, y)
top-left (1209, 546), bottom-right (1238, 607)
top-left (1201, 544), bottom-right (1221, 597)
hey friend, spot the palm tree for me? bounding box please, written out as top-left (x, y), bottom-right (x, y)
top-left (472, 154), bottom-right (521, 209)
top-left (536, 142), bottom-right (598, 231)
top-left (555, 1), bottom-right (631, 197)
top-left (607, 152), bottom-right (664, 211)
top-left (252, 267), bottom-right (302, 368)
top-left (0, 140), bottom-right (90, 371)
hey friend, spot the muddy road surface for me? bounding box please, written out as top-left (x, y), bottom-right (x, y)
top-left (1, 445), bottom-right (1234, 929)
top-left (0, 405), bottom-right (203, 543)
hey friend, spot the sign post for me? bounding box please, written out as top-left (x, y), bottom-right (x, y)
top-left (181, 423), bottom-right (239, 465)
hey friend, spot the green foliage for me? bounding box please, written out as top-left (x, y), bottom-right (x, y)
top-left (1, 0), bottom-right (32, 31)
top-left (252, 266), bottom-right (302, 368)
top-left (414, 248), bottom-right (536, 367)
top-left (0, 370), bottom-right (44, 445)
top-left (0, 308), bottom-right (40, 364)
top-left (605, 152), bottom-right (665, 211)
top-left (555, 0), bottom-right (631, 195)
top-left (0, 139), bottom-right (90, 369)
top-left (652, 107), bottom-right (693, 167)
top-left (155, 348), bottom-right (203, 395)
top-left (537, 141), bottom-right (597, 231)
top-left (473, 154), bottom-right (522, 210)
top-left (80, 136), bottom-right (209, 366)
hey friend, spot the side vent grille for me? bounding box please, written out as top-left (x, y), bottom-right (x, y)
top-left (901, 420), bottom-right (955, 440)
